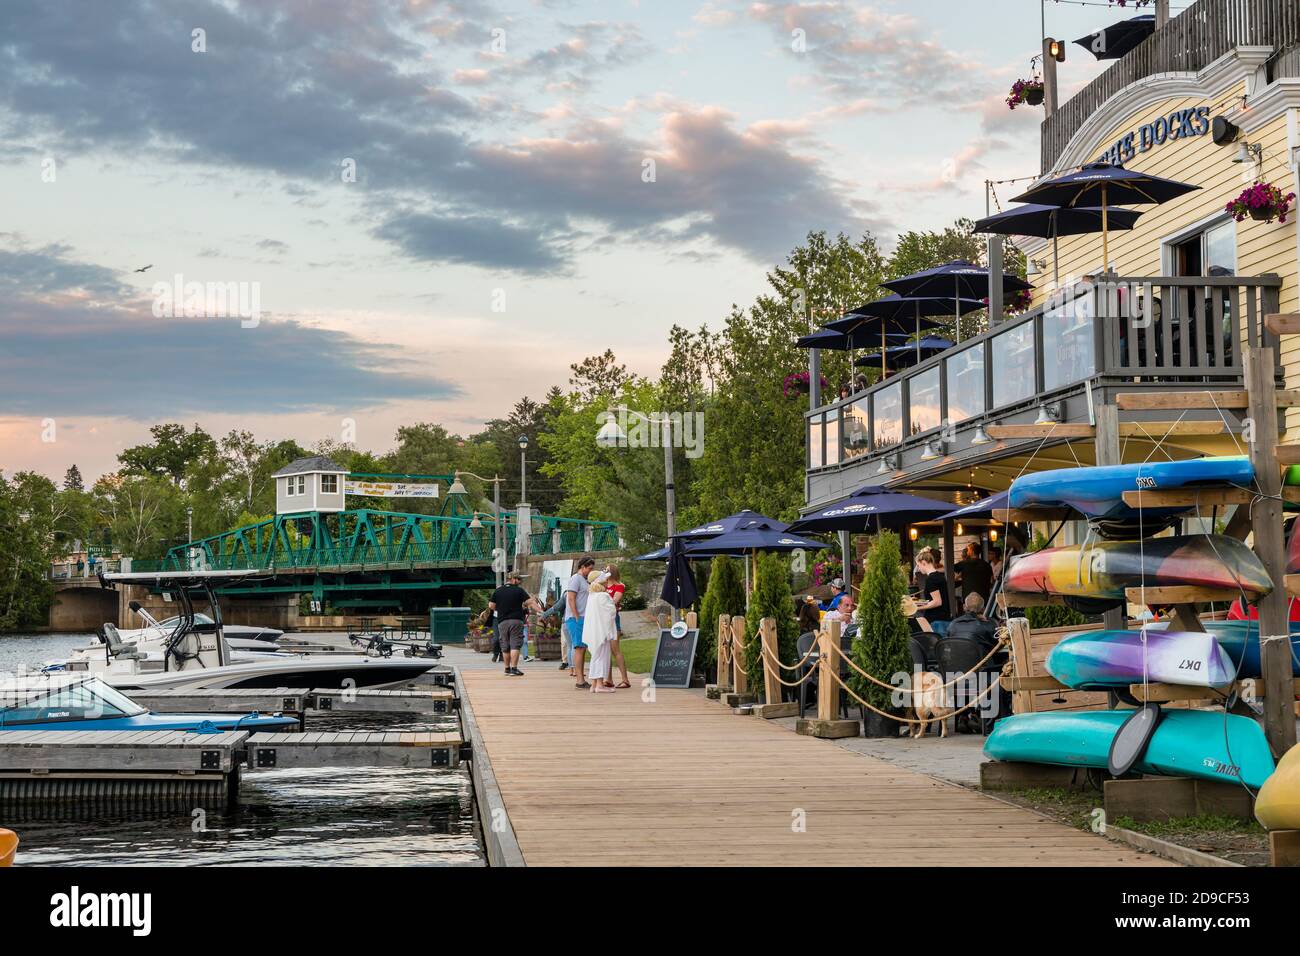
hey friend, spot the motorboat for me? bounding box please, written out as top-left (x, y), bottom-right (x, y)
top-left (48, 570), bottom-right (439, 692)
top-left (123, 601), bottom-right (284, 651)
top-left (0, 673), bottom-right (298, 732)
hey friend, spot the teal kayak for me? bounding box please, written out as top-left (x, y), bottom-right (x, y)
top-left (985, 709), bottom-right (1275, 789)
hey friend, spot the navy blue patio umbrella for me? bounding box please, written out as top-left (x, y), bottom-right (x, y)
top-left (696, 526), bottom-right (827, 555)
top-left (974, 203), bottom-right (1143, 285)
top-left (1075, 15), bottom-right (1155, 61)
top-left (846, 294), bottom-right (983, 365)
top-left (881, 262), bottom-right (1032, 344)
top-left (1012, 162), bottom-right (1199, 272)
top-left (675, 510), bottom-right (788, 541)
top-left (854, 336), bottom-right (953, 371)
top-left (788, 485), bottom-right (952, 534)
top-left (795, 327), bottom-right (908, 350)
top-left (937, 490), bottom-right (1009, 522)
top-left (661, 536), bottom-right (699, 610)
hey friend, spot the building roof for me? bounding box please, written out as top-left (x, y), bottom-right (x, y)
top-left (272, 455), bottom-right (346, 478)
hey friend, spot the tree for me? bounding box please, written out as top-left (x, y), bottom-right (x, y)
top-left (850, 531), bottom-right (912, 712)
top-left (569, 349), bottom-right (630, 403)
top-left (63, 465), bottom-right (84, 492)
top-left (0, 472), bottom-right (64, 629)
top-left (118, 423), bottom-right (217, 487)
top-left (93, 473), bottom-right (186, 560)
top-left (743, 550), bottom-right (799, 698)
top-left (697, 555), bottom-right (746, 680)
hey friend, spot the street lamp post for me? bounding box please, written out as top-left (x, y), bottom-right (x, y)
top-left (186, 507), bottom-right (194, 570)
top-left (595, 407), bottom-right (676, 538)
top-left (517, 435), bottom-right (529, 505)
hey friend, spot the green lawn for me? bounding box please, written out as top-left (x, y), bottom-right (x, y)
top-left (618, 637), bottom-right (657, 674)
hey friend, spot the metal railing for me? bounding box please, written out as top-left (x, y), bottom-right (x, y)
top-left (806, 274), bottom-right (1282, 471)
top-left (1042, 0), bottom-right (1300, 173)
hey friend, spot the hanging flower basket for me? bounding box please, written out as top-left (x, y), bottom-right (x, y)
top-left (980, 288), bottom-right (1034, 316)
top-left (1007, 77), bottom-right (1044, 110)
top-left (1225, 181), bottom-right (1297, 224)
top-left (782, 371), bottom-right (828, 398)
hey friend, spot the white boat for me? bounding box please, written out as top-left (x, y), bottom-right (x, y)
top-left (50, 570), bottom-right (438, 692)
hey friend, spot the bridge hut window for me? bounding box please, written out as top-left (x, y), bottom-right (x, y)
top-left (321, 474), bottom-right (339, 494)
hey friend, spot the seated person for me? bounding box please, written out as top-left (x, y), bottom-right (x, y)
top-left (796, 596), bottom-right (822, 634)
top-left (821, 594), bottom-right (854, 628)
top-left (943, 592), bottom-right (998, 653)
top-left (818, 578), bottom-right (849, 613)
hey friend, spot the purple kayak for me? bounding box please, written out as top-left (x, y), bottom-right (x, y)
top-left (1046, 628), bottom-right (1236, 690)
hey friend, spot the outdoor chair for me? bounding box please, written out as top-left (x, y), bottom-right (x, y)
top-left (796, 629), bottom-right (852, 720)
top-left (934, 635), bottom-right (1001, 736)
top-left (102, 624), bottom-right (143, 660)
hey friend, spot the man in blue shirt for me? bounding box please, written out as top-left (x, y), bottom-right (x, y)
top-left (563, 555), bottom-right (596, 687)
top-left (818, 577), bottom-right (849, 613)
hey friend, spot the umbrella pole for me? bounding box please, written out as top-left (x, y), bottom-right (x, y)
top-left (881, 326), bottom-right (886, 379)
top-left (1101, 184), bottom-right (1110, 274)
top-left (954, 276), bottom-right (961, 343)
top-left (914, 302), bottom-right (921, 362)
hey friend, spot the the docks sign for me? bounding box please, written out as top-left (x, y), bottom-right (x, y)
top-left (1097, 105), bottom-right (1212, 166)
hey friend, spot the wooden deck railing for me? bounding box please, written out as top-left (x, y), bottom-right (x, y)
top-left (1042, 0), bottom-right (1300, 173)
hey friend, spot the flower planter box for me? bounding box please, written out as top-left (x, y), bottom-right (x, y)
top-left (536, 635), bottom-right (562, 661)
top-left (470, 633), bottom-right (494, 653)
top-left (1024, 87), bottom-right (1044, 106)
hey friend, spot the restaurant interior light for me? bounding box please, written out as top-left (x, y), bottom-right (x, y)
top-left (989, 528), bottom-right (998, 542)
top-left (909, 527), bottom-right (918, 541)
top-left (956, 523), bottom-right (964, 535)
top-left (970, 425), bottom-right (993, 446)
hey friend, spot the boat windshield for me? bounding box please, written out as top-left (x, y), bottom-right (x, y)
top-left (0, 677), bottom-right (148, 726)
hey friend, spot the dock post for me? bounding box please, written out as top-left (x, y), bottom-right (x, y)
top-left (752, 616), bottom-right (798, 718)
top-left (797, 619), bottom-right (859, 737)
top-left (707, 612), bottom-right (733, 700)
top-left (723, 614), bottom-right (754, 707)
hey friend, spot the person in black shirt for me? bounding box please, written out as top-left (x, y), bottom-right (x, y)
top-left (912, 547), bottom-right (951, 636)
top-left (954, 542), bottom-right (994, 603)
top-left (944, 592), bottom-right (998, 652)
top-left (488, 571), bottom-right (543, 676)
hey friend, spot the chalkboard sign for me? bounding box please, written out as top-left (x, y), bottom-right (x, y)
top-left (650, 626), bottom-right (699, 688)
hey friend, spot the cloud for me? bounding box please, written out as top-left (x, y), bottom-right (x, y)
top-left (0, 243), bottom-right (455, 418)
top-left (0, 1), bottom-right (864, 269)
top-left (745, 2), bottom-right (994, 108)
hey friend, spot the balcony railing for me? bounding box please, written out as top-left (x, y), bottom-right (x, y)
top-left (1042, 0), bottom-right (1300, 173)
top-left (806, 274), bottom-right (1282, 474)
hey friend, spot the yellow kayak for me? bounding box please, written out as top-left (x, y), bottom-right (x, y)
top-left (1256, 745), bottom-right (1300, 830)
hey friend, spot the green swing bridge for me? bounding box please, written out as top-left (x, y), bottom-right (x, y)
top-left (48, 466), bottom-right (620, 629)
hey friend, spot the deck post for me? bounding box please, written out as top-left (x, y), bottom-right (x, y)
top-left (1244, 344), bottom-right (1297, 754)
top-left (1093, 402), bottom-right (1128, 635)
top-left (753, 616), bottom-right (799, 718)
top-left (721, 614), bottom-right (754, 707)
top-left (818, 620), bottom-right (840, 721)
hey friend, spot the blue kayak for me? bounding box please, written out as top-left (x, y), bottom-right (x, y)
top-left (0, 711), bottom-right (299, 733)
top-left (1008, 456), bottom-right (1254, 527)
top-left (985, 709), bottom-right (1275, 789)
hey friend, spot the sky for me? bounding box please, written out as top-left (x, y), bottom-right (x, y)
top-left (0, 0), bottom-right (1134, 480)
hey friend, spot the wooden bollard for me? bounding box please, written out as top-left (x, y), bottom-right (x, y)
top-left (796, 619), bottom-right (859, 738)
top-left (723, 615), bottom-right (754, 708)
top-left (685, 610), bottom-right (698, 629)
top-left (751, 617), bottom-right (798, 719)
top-left (706, 612), bottom-right (732, 700)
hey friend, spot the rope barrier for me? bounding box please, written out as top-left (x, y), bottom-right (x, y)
top-left (757, 642), bottom-right (819, 687)
top-left (831, 632), bottom-right (1009, 692)
top-left (824, 664), bottom-right (1006, 726)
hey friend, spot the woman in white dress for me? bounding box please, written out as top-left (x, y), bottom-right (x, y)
top-left (582, 570), bottom-right (619, 693)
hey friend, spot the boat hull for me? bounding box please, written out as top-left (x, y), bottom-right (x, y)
top-left (985, 710), bottom-right (1275, 789)
top-left (1046, 629), bottom-right (1236, 689)
top-left (99, 657), bottom-right (436, 692)
top-left (1003, 534), bottom-right (1272, 611)
top-left (1008, 456), bottom-right (1254, 526)
top-left (0, 711), bottom-right (299, 732)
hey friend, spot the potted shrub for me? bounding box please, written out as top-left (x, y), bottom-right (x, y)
top-left (698, 555), bottom-right (746, 682)
top-left (1006, 77), bottom-right (1044, 110)
top-left (1226, 181), bottom-right (1296, 224)
top-left (850, 532), bottom-right (913, 737)
top-left (743, 551), bottom-right (800, 702)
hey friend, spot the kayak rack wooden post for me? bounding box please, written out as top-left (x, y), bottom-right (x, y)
top-left (723, 615), bottom-right (755, 708)
top-left (796, 619), bottom-right (859, 739)
top-left (705, 612), bottom-right (732, 700)
top-left (752, 616), bottom-right (798, 719)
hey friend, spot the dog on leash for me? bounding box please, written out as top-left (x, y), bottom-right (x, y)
top-left (910, 670), bottom-right (956, 738)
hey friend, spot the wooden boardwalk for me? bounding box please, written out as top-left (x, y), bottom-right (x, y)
top-left (459, 669), bottom-right (1171, 867)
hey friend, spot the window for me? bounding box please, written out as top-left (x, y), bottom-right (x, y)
top-left (285, 476), bottom-right (296, 497)
top-left (825, 413), bottom-right (841, 467)
top-left (321, 474), bottom-right (339, 494)
top-left (992, 323), bottom-right (1036, 409)
top-left (945, 345), bottom-right (984, 422)
top-left (873, 382), bottom-right (902, 451)
top-left (809, 417), bottom-right (824, 469)
top-left (909, 366), bottom-right (941, 436)
top-left (842, 399), bottom-right (870, 459)
top-left (1042, 287), bottom-right (1095, 391)
top-left (296, 475), bottom-right (307, 495)
top-left (1166, 217), bottom-right (1237, 367)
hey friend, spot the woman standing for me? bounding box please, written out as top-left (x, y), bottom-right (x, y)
top-left (911, 547), bottom-right (951, 636)
top-left (582, 569), bottom-right (619, 693)
top-left (603, 566), bottom-right (631, 689)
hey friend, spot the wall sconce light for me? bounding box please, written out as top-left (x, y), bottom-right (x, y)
top-left (956, 523), bottom-right (964, 535)
top-left (970, 425), bottom-right (993, 446)
top-left (1232, 140), bottom-right (1263, 165)
top-left (1048, 38), bottom-right (1065, 61)
top-left (1034, 401), bottom-right (1063, 425)
top-left (920, 440), bottom-right (946, 461)
top-left (875, 453), bottom-right (900, 475)
top-left (909, 527), bottom-right (918, 541)
top-left (989, 528), bottom-right (999, 542)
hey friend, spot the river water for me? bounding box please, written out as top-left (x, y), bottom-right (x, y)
top-left (0, 634), bottom-right (483, 866)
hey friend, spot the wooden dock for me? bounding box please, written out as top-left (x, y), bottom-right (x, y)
top-left (130, 686), bottom-right (458, 716)
top-left (458, 669), bottom-right (1171, 867)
